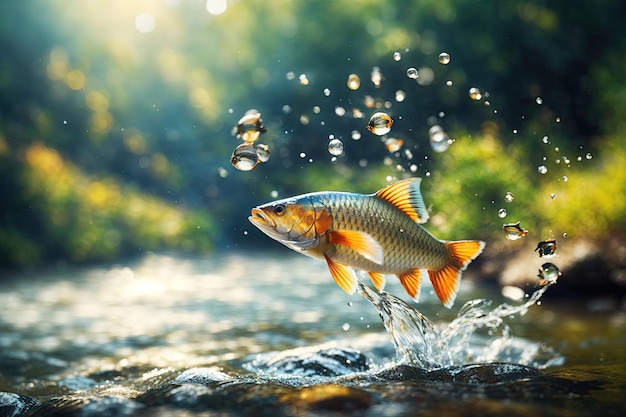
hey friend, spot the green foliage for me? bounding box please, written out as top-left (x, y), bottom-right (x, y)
top-left (1, 0), bottom-right (625, 267)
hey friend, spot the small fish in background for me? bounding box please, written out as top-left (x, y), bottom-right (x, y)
top-left (249, 178), bottom-right (485, 308)
top-left (535, 239), bottom-right (557, 258)
top-left (537, 262), bottom-right (562, 286)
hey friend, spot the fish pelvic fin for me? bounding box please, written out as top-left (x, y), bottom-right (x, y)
top-left (428, 240), bottom-right (486, 308)
top-left (397, 269), bottom-right (424, 302)
top-left (328, 230), bottom-right (384, 265)
top-left (374, 178), bottom-right (430, 224)
top-left (368, 272), bottom-right (386, 291)
top-left (324, 254), bottom-right (358, 294)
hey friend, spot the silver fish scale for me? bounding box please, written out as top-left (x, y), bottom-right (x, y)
top-left (317, 192), bottom-right (450, 273)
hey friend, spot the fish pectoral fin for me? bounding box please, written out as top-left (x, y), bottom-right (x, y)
top-left (324, 255), bottom-right (358, 295)
top-left (428, 239), bottom-right (486, 308)
top-left (397, 269), bottom-right (423, 301)
top-left (327, 230), bottom-right (384, 265)
top-left (374, 178), bottom-right (430, 224)
top-left (368, 272), bottom-right (386, 291)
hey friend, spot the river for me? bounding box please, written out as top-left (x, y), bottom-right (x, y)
top-left (0, 251), bottom-right (624, 416)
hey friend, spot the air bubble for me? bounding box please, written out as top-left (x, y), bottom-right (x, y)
top-left (323, 88), bottom-right (331, 96)
top-left (367, 112), bottom-right (393, 136)
top-left (438, 52), bottom-right (451, 65)
top-left (468, 87), bottom-right (482, 101)
top-left (351, 130), bottom-right (361, 140)
top-left (371, 66), bottom-right (383, 87)
top-left (342, 323), bottom-right (350, 331)
top-left (538, 165), bottom-right (548, 174)
top-left (255, 143), bottom-right (270, 162)
top-left (504, 192), bottom-right (514, 203)
top-left (328, 138), bottom-right (344, 156)
top-left (393, 51), bottom-right (402, 61)
top-left (498, 208), bottom-right (507, 218)
top-left (406, 67), bottom-right (419, 79)
top-left (230, 143), bottom-right (260, 171)
top-left (234, 109), bottom-right (267, 143)
top-left (298, 73), bottom-right (309, 85)
top-left (347, 74), bottom-right (361, 90)
top-left (502, 221), bottom-right (528, 240)
top-left (384, 138), bottom-right (403, 153)
top-left (429, 125), bottom-right (451, 153)
top-left (536, 97), bottom-right (543, 105)
top-left (395, 90), bottom-right (406, 102)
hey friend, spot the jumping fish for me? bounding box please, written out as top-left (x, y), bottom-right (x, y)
top-left (248, 178), bottom-right (485, 308)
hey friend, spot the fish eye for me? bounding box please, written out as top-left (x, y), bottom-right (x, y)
top-left (273, 204), bottom-right (285, 216)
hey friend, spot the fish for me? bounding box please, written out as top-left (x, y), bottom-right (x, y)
top-left (248, 178), bottom-right (485, 308)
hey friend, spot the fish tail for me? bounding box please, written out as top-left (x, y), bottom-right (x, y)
top-left (428, 240), bottom-right (486, 308)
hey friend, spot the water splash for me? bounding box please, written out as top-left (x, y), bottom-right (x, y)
top-left (358, 282), bottom-right (564, 370)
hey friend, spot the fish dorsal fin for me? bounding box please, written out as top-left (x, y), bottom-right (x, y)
top-left (324, 255), bottom-right (358, 294)
top-left (328, 230), bottom-right (384, 265)
top-left (374, 178), bottom-right (430, 224)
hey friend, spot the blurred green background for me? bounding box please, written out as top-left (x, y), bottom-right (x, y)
top-left (1, 0), bottom-right (625, 268)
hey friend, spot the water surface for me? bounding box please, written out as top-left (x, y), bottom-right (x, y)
top-left (0, 252), bottom-right (624, 416)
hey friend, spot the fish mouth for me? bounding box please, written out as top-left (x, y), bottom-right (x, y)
top-left (249, 207), bottom-right (276, 229)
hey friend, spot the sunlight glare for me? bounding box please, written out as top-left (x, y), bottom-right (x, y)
top-left (206, 0), bottom-right (227, 16)
top-left (135, 12), bottom-right (156, 33)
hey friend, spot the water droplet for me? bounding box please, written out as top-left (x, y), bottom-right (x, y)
top-left (536, 97), bottom-right (543, 105)
top-left (367, 112), bottom-right (393, 136)
top-left (384, 138), bottom-right (403, 153)
top-left (351, 130), bottom-right (361, 140)
top-left (504, 192), bottom-right (514, 203)
top-left (255, 143), bottom-right (270, 162)
top-left (537, 262), bottom-right (561, 286)
top-left (347, 73), bottom-right (361, 90)
top-left (230, 143), bottom-right (260, 171)
top-left (438, 52), bottom-right (451, 65)
top-left (234, 109), bottom-right (267, 143)
top-left (406, 67), bottom-right (419, 79)
top-left (498, 208), bottom-right (507, 218)
top-left (342, 323), bottom-right (351, 331)
top-left (468, 87), bottom-right (482, 101)
top-left (323, 88), bottom-right (331, 96)
top-left (395, 90), bottom-right (406, 102)
top-left (371, 66), bottom-right (383, 87)
top-left (502, 221), bottom-right (528, 240)
top-left (298, 73), bottom-right (309, 85)
top-left (393, 51), bottom-right (402, 61)
top-left (428, 125), bottom-right (451, 153)
top-left (328, 138), bottom-right (344, 156)
top-left (538, 165), bottom-right (548, 174)
top-left (535, 239), bottom-right (557, 258)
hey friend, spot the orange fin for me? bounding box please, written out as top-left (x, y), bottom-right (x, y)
top-left (374, 178), bottom-right (429, 224)
top-left (328, 230), bottom-right (384, 265)
top-left (397, 269), bottom-right (424, 301)
top-left (428, 240), bottom-right (485, 308)
top-left (368, 272), bottom-right (386, 291)
top-left (324, 254), bottom-right (358, 294)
